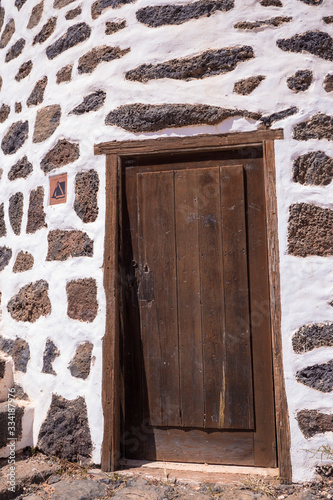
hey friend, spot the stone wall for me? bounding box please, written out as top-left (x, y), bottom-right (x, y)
top-left (0, 0), bottom-right (332, 481)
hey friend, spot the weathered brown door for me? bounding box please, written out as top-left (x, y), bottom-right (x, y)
top-left (121, 156), bottom-right (276, 466)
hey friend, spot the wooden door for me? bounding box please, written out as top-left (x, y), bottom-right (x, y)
top-left (121, 157), bottom-right (277, 467)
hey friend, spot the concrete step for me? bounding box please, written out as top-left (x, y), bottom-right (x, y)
top-left (0, 398), bottom-right (34, 458)
top-left (0, 354), bottom-right (14, 403)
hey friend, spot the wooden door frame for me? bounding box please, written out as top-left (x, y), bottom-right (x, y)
top-left (94, 129), bottom-right (292, 483)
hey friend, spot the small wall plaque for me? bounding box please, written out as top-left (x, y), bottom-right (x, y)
top-left (49, 173), bottom-right (67, 205)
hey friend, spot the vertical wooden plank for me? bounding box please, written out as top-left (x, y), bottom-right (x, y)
top-left (220, 165), bottom-right (254, 430)
top-left (263, 140), bottom-right (292, 483)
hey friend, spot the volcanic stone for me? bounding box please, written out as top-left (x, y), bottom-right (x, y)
top-left (126, 46), bottom-right (254, 82)
top-left (13, 251), bottom-right (34, 273)
top-left (260, 107), bottom-right (298, 128)
top-left (0, 7), bottom-right (4, 31)
top-left (15, 60), bottom-right (33, 81)
top-left (51, 480), bottom-right (107, 499)
top-left (66, 278), bottom-right (98, 322)
top-left (46, 230), bottom-right (94, 261)
top-left (324, 74), bottom-right (333, 92)
top-left (42, 339), bottom-right (60, 375)
top-left (288, 203), bottom-right (333, 257)
top-left (7, 280), bottom-right (51, 323)
top-left (234, 16), bottom-right (291, 30)
top-left (33, 105), bottom-right (61, 143)
top-left (136, 0), bottom-right (234, 27)
top-left (105, 20), bottom-right (126, 34)
top-left (15, 0), bottom-right (28, 10)
top-left (46, 22), bottom-right (91, 60)
top-left (40, 139), bottom-right (80, 173)
top-left (297, 410), bottom-right (333, 438)
top-left (53, 0), bottom-right (76, 8)
top-left (9, 192), bottom-right (23, 235)
top-left (293, 113), bottom-right (333, 141)
top-left (33, 17), bottom-right (57, 45)
top-left (0, 104), bottom-right (10, 123)
top-left (297, 360), bottom-right (333, 392)
top-left (298, 0), bottom-right (322, 4)
top-left (27, 1), bottom-right (44, 29)
top-left (14, 383), bottom-right (29, 400)
top-left (0, 204), bottom-right (6, 237)
top-left (287, 69), bottom-right (313, 92)
top-left (1, 120), bottom-right (29, 155)
top-left (234, 75), bottom-right (265, 95)
top-left (56, 64), bottom-right (73, 83)
top-left (277, 31), bottom-right (333, 61)
top-left (68, 341), bottom-right (93, 378)
top-left (0, 18), bottom-right (15, 49)
top-left (74, 170), bottom-right (99, 223)
top-left (0, 336), bottom-right (30, 372)
top-left (37, 394), bottom-right (92, 460)
top-left (0, 247), bottom-right (12, 271)
top-left (27, 76), bottom-right (48, 107)
top-left (106, 103), bottom-right (260, 132)
top-left (260, 0), bottom-right (282, 5)
top-left (293, 151), bottom-right (333, 185)
top-left (65, 6), bottom-right (82, 19)
top-left (0, 76), bottom-right (2, 91)
top-left (26, 187), bottom-right (46, 234)
top-left (15, 102), bottom-right (22, 113)
top-left (78, 45), bottom-right (130, 74)
top-left (91, 0), bottom-right (135, 19)
top-left (8, 156), bottom-right (33, 181)
top-left (292, 323), bottom-right (333, 353)
top-left (323, 16), bottom-right (333, 24)
top-left (69, 90), bottom-right (106, 115)
top-left (5, 38), bottom-right (25, 62)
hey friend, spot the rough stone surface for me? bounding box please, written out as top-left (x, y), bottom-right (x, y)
top-left (0, 204), bottom-right (6, 237)
top-left (46, 230), bottom-right (94, 261)
top-left (26, 186), bottom-right (47, 234)
top-left (136, 0), bottom-right (234, 27)
top-left (33, 17), bottom-right (57, 45)
top-left (8, 156), bottom-right (33, 181)
top-left (15, 60), bottom-right (33, 81)
top-left (292, 323), bottom-right (333, 353)
top-left (40, 139), bottom-right (80, 173)
top-left (14, 383), bottom-right (29, 400)
top-left (46, 22), bottom-right (91, 60)
top-left (288, 203), bottom-right (333, 257)
top-left (293, 113), bottom-right (333, 141)
top-left (65, 6), bottom-right (82, 19)
top-left (42, 339), bottom-right (60, 375)
top-left (0, 247), bottom-right (12, 271)
top-left (106, 103), bottom-right (261, 132)
top-left (0, 336), bottom-right (30, 372)
top-left (13, 251), bottom-right (34, 273)
top-left (105, 20), bottom-right (126, 34)
top-left (66, 278), bottom-right (98, 323)
top-left (91, 0), bottom-right (135, 19)
top-left (277, 31), bottom-right (333, 61)
top-left (0, 104), bottom-right (10, 123)
top-left (33, 105), bottom-right (61, 143)
top-left (297, 360), bottom-right (333, 393)
top-left (126, 46), bottom-right (254, 82)
top-left (15, 0), bottom-right (28, 10)
top-left (287, 70), bottom-right (313, 92)
top-left (293, 151), bottom-right (333, 185)
top-left (235, 16), bottom-right (291, 30)
top-left (50, 480), bottom-right (107, 500)
top-left (7, 280), bottom-right (51, 323)
top-left (69, 90), bottom-right (106, 115)
top-left (74, 170), bottom-right (99, 223)
top-left (234, 75), bottom-right (265, 95)
top-left (260, 0), bottom-right (282, 5)
top-left (56, 64), bottom-right (73, 83)
top-left (53, 0), bottom-right (76, 8)
top-left (324, 74), bottom-right (333, 92)
top-left (0, 18), bottom-right (15, 49)
top-left (77, 45), bottom-right (130, 74)
top-left (297, 410), bottom-right (333, 438)
top-left (27, 1), bottom-right (44, 29)
top-left (0, 7), bottom-right (4, 32)
top-left (5, 38), bottom-right (26, 62)
top-left (260, 106), bottom-right (298, 128)
top-left (9, 192), bottom-right (23, 235)
top-left (0, 402), bottom-right (24, 445)
top-left (298, 0), bottom-right (322, 4)
top-left (0, 76), bottom-right (2, 92)
top-left (323, 16), bottom-right (333, 25)
top-left (26, 76), bottom-right (48, 107)
top-left (68, 342), bottom-right (93, 379)
top-left (15, 102), bottom-right (22, 113)
top-left (37, 394), bottom-right (93, 460)
top-left (1, 120), bottom-right (29, 155)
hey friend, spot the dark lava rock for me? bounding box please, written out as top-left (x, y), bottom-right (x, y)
top-left (0, 336), bottom-right (30, 372)
top-left (7, 280), bottom-right (51, 323)
top-left (0, 7), bottom-right (4, 32)
top-left (50, 479), bottom-right (107, 500)
top-left (293, 113), bottom-right (333, 141)
top-left (1, 120), bottom-right (29, 155)
top-left (136, 0), bottom-right (234, 27)
top-left (287, 69), bottom-right (313, 92)
top-left (234, 75), bottom-right (265, 95)
top-left (293, 151), bottom-right (333, 185)
top-left (323, 16), bottom-right (333, 24)
top-left (13, 383), bottom-right (29, 400)
top-left (66, 279), bottom-right (98, 323)
top-left (288, 203), bottom-right (333, 257)
top-left (46, 230), bottom-right (94, 261)
top-left (15, 102), bottom-right (22, 113)
top-left (91, 0), bottom-right (136, 19)
top-left (69, 90), bottom-right (106, 115)
top-left (5, 38), bottom-right (26, 62)
top-left (41, 139), bottom-right (80, 173)
top-left (293, 323), bottom-right (333, 353)
top-left (15, 0), bottom-right (28, 10)
top-left (65, 6), bottom-right (82, 19)
top-left (277, 31), bottom-right (333, 61)
top-left (74, 170), bottom-right (99, 223)
top-left (42, 339), bottom-right (60, 375)
top-left (9, 192), bottom-right (23, 235)
top-left (27, 76), bottom-right (48, 107)
top-left (260, 0), bottom-right (282, 5)
top-left (33, 17), bottom-right (57, 45)
top-left (106, 103), bottom-right (261, 132)
top-left (298, 0), bottom-right (322, 4)
top-left (105, 20), bottom-right (126, 34)
top-left (324, 74), bottom-right (333, 92)
top-left (0, 18), bottom-right (15, 49)
top-left (15, 60), bottom-right (33, 81)
top-left (27, 1), bottom-right (44, 29)
top-left (260, 107), bottom-right (298, 127)
top-left (297, 360), bottom-right (333, 392)
top-left (78, 45), bottom-right (130, 74)
top-left (0, 247), bottom-right (12, 271)
top-left (56, 64), bottom-right (73, 83)
top-left (46, 22), bottom-right (91, 59)
top-left (37, 394), bottom-right (93, 460)
top-left (33, 105), bottom-right (61, 143)
top-left (8, 156), bottom-right (33, 181)
top-left (235, 16), bottom-right (291, 30)
top-left (13, 251), bottom-right (34, 273)
top-left (126, 46), bottom-right (254, 82)
top-left (0, 76), bottom-right (2, 92)
top-left (0, 104), bottom-right (10, 123)
top-left (0, 204), bottom-right (6, 237)
top-left (68, 341), bottom-right (93, 378)
top-left (53, 0), bottom-right (76, 8)
top-left (26, 186), bottom-right (47, 234)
